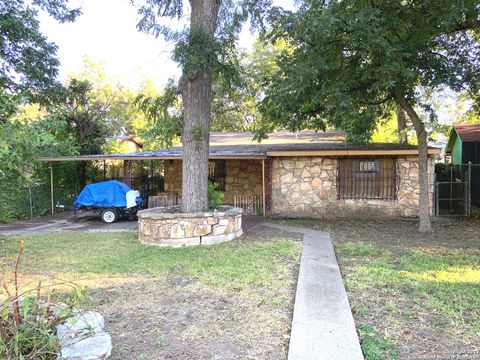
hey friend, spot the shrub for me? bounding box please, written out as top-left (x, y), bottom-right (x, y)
top-left (208, 182), bottom-right (224, 210)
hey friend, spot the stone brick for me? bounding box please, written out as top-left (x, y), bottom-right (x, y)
top-left (213, 225), bottom-right (227, 235)
top-left (300, 182), bottom-right (311, 191)
top-left (157, 225), bottom-right (171, 238)
top-left (194, 224), bottom-right (211, 236)
top-left (170, 223), bottom-right (185, 238)
top-left (312, 178), bottom-right (322, 190)
top-left (280, 172), bottom-right (294, 183)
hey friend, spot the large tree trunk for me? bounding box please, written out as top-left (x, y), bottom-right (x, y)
top-left (399, 98), bottom-right (432, 233)
top-left (180, 0), bottom-right (221, 212)
top-left (396, 107), bottom-right (408, 144)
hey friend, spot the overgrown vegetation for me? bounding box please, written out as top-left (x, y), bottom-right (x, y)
top-left (0, 242), bottom-right (84, 359)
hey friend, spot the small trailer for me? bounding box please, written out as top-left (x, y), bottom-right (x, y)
top-left (74, 180), bottom-right (142, 223)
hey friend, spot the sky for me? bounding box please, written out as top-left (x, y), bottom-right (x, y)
top-left (38, 0), bottom-right (180, 88)
top-left (37, 0), bottom-right (463, 126)
top-left (38, 0), bottom-right (280, 89)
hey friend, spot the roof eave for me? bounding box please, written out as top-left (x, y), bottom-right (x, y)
top-left (266, 148), bottom-right (440, 157)
top-left (445, 128), bottom-right (459, 153)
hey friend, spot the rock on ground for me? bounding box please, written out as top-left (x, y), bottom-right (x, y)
top-left (57, 311), bottom-right (112, 360)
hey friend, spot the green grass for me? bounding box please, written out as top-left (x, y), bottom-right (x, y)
top-left (0, 232), bottom-right (301, 293)
top-left (336, 242), bottom-right (480, 352)
top-left (358, 323), bottom-right (398, 360)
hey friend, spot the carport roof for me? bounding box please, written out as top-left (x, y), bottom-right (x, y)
top-left (40, 130), bottom-right (440, 162)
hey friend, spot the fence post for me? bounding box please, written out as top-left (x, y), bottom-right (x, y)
top-left (50, 163), bottom-right (54, 215)
top-left (468, 161), bottom-right (472, 218)
top-left (435, 182), bottom-right (439, 216)
top-left (28, 187), bottom-right (33, 220)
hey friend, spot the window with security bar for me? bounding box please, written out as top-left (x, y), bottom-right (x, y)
top-left (208, 160), bottom-right (226, 191)
top-left (338, 158), bottom-right (397, 200)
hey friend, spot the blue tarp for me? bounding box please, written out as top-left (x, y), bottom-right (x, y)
top-left (74, 180), bottom-right (132, 209)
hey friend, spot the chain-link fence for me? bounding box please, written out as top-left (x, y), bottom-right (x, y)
top-left (435, 181), bottom-right (469, 216)
top-left (434, 163), bottom-right (480, 217)
top-left (0, 174), bottom-right (53, 222)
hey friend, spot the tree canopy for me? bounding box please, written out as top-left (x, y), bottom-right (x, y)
top-left (0, 0), bottom-right (80, 103)
top-left (259, 0), bottom-right (480, 141)
top-left (258, 0), bottom-right (480, 232)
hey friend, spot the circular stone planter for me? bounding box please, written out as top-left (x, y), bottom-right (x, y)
top-left (137, 205), bottom-right (243, 247)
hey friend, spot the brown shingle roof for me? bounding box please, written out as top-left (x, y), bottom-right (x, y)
top-left (454, 124), bottom-right (480, 142)
top-left (39, 130), bottom-right (440, 162)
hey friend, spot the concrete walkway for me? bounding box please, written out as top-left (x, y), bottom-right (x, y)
top-left (262, 223), bottom-right (364, 360)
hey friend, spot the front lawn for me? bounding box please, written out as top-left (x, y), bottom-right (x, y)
top-left (275, 218), bottom-right (480, 360)
top-left (0, 226), bottom-right (302, 359)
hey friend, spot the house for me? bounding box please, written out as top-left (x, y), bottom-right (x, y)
top-left (41, 130), bottom-right (439, 218)
top-left (116, 135), bottom-right (144, 153)
top-left (444, 124), bottom-right (480, 207)
top-left (445, 124), bottom-right (480, 164)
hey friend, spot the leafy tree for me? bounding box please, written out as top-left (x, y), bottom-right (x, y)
top-left (0, 91), bottom-right (78, 222)
top-left (0, 0), bottom-right (80, 104)
top-left (212, 38), bottom-right (286, 132)
top-left (135, 81), bottom-right (183, 149)
top-left (135, 37), bottom-right (284, 139)
top-left (0, 91), bottom-right (76, 174)
top-left (259, 0), bottom-right (480, 232)
top-left (136, 0), bottom-right (274, 212)
top-left (49, 79), bottom-right (112, 187)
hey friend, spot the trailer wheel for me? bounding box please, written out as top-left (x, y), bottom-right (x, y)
top-left (101, 209), bottom-right (119, 224)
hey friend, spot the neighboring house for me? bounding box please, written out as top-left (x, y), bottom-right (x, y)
top-left (445, 124), bottom-right (480, 164)
top-left (42, 131), bottom-right (439, 218)
top-left (117, 135), bottom-right (143, 153)
top-left (445, 124), bottom-right (480, 207)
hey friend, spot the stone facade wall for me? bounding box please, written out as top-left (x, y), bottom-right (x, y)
top-left (224, 160), bottom-right (263, 204)
top-left (163, 160), bottom-right (182, 195)
top-left (271, 156), bottom-right (434, 218)
top-left (137, 205), bottom-right (243, 247)
top-left (162, 159), bottom-right (263, 205)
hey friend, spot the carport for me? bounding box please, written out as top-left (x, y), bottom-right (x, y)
top-left (40, 144), bottom-right (268, 216)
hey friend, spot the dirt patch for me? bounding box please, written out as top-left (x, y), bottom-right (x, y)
top-left (78, 226), bottom-right (302, 360)
top-left (91, 278), bottom-right (289, 360)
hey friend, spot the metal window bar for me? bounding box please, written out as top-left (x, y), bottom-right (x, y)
top-left (338, 158), bottom-right (397, 200)
top-left (209, 160), bottom-right (226, 191)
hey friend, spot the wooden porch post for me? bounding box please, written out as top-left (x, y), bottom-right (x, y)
top-left (50, 163), bottom-right (54, 215)
top-left (263, 158), bottom-right (273, 217)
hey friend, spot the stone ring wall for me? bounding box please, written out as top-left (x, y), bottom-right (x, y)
top-left (137, 205), bottom-right (243, 247)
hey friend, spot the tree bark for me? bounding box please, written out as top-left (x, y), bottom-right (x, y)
top-left (398, 98), bottom-right (432, 233)
top-left (396, 107), bottom-right (408, 144)
top-left (181, 0), bottom-right (221, 212)
top-left (76, 161), bottom-right (87, 189)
